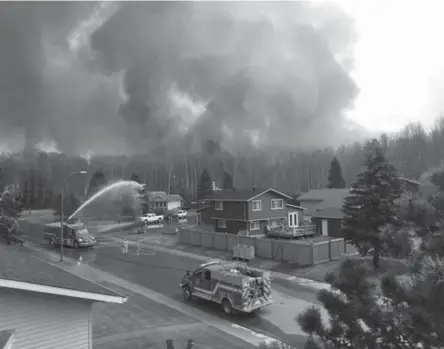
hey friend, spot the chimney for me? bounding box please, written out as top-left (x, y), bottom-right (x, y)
top-left (252, 187), bottom-right (256, 192)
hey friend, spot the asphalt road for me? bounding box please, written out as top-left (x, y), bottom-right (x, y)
top-left (20, 212), bottom-right (324, 348)
top-left (29, 234), bottom-right (324, 348)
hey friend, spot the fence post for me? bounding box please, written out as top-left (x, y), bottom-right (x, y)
top-left (329, 239), bottom-right (332, 260)
top-left (310, 242), bottom-right (314, 265)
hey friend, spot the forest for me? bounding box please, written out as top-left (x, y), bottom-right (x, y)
top-left (0, 118), bottom-right (443, 210)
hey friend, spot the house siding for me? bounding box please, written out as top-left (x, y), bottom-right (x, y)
top-left (0, 288), bottom-right (91, 349)
top-left (312, 217), bottom-right (343, 238)
top-left (298, 200), bottom-right (323, 215)
top-left (248, 191), bottom-right (287, 221)
top-left (215, 220), bottom-right (247, 235)
top-left (167, 200), bottom-right (181, 211)
top-left (210, 201), bottom-right (248, 221)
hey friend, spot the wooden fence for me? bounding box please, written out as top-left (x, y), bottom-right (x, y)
top-left (178, 229), bottom-right (356, 266)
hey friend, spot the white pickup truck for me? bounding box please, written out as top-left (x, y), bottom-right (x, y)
top-left (139, 213), bottom-right (164, 224)
top-left (173, 210), bottom-right (187, 220)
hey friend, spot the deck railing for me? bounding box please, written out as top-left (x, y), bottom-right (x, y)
top-left (267, 223), bottom-right (315, 238)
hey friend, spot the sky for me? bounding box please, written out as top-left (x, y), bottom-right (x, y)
top-left (338, 0), bottom-right (444, 132)
top-left (1, 1), bottom-right (442, 155)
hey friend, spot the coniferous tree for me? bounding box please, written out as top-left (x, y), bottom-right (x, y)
top-left (0, 168), bottom-right (4, 194)
top-left (327, 156), bottom-right (346, 188)
top-left (53, 192), bottom-right (81, 218)
top-left (130, 173), bottom-right (141, 183)
top-left (297, 229), bottom-right (444, 349)
top-left (36, 172), bottom-right (45, 209)
top-left (130, 173), bottom-right (148, 214)
top-left (87, 170), bottom-right (107, 197)
top-left (0, 175), bottom-right (22, 242)
top-left (342, 139), bottom-right (402, 268)
top-left (197, 168), bottom-right (213, 201)
top-left (28, 168), bottom-right (36, 209)
top-left (222, 171), bottom-right (233, 190)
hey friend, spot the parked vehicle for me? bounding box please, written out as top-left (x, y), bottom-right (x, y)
top-left (179, 261), bottom-right (272, 315)
top-left (44, 222), bottom-right (96, 248)
top-left (173, 210), bottom-right (187, 220)
top-left (138, 213), bottom-right (164, 224)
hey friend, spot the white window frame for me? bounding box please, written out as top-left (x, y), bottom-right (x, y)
top-left (271, 199), bottom-right (284, 210)
top-left (217, 219), bottom-right (226, 228)
top-left (252, 200), bottom-right (262, 211)
top-left (250, 221), bottom-right (260, 231)
top-left (215, 201), bottom-right (224, 211)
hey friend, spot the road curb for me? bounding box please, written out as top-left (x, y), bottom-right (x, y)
top-left (109, 237), bottom-right (331, 291)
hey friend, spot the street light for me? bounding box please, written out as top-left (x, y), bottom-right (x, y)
top-left (60, 170), bottom-right (87, 262)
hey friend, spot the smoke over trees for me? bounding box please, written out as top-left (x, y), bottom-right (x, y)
top-left (0, 2), bottom-right (360, 155)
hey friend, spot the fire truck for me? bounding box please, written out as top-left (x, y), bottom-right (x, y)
top-left (179, 261), bottom-right (272, 315)
top-left (44, 222), bottom-right (96, 248)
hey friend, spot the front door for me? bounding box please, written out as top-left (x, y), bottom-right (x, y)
top-left (321, 219), bottom-right (329, 236)
top-left (288, 212), bottom-right (299, 228)
top-left (191, 270), bottom-right (212, 300)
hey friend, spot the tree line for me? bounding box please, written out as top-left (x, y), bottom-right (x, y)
top-left (0, 118), bottom-right (442, 212)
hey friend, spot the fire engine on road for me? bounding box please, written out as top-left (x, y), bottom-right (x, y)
top-left (179, 261), bottom-right (272, 315)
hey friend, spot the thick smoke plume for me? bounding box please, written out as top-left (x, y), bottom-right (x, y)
top-left (0, 1), bottom-right (359, 155)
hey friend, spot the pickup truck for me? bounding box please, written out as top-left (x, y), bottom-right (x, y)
top-left (173, 210), bottom-right (187, 220)
top-left (138, 213), bottom-right (164, 224)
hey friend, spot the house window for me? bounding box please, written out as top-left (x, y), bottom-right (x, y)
top-left (250, 221), bottom-right (260, 230)
top-left (215, 201), bottom-right (224, 211)
top-left (270, 219), bottom-right (279, 228)
top-left (252, 200), bottom-right (262, 211)
top-left (271, 199), bottom-right (284, 210)
top-left (217, 219), bottom-right (226, 228)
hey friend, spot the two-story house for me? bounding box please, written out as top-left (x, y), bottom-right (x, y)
top-left (198, 188), bottom-right (306, 235)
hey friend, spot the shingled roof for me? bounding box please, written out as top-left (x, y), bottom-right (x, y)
top-left (298, 189), bottom-right (350, 201)
top-left (209, 188), bottom-right (292, 201)
top-left (0, 244), bottom-right (126, 304)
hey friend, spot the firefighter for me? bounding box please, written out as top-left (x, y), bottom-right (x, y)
top-left (122, 238), bottom-right (129, 255)
top-left (137, 220), bottom-right (144, 234)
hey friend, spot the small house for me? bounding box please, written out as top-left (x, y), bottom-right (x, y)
top-left (298, 189), bottom-right (350, 221)
top-left (198, 188), bottom-right (307, 235)
top-left (147, 191), bottom-right (183, 211)
top-left (298, 189), bottom-right (351, 237)
top-left (0, 245), bottom-right (126, 349)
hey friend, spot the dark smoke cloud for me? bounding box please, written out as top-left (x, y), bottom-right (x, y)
top-left (0, 1), bottom-right (360, 155)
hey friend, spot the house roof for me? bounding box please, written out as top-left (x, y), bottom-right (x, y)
top-left (148, 192), bottom-right (183, 202)
top-left (299, 189), bottom-right (350, 216)
top-left (209, 188), bottom-right (292, 202)
top-left (167, 194), bottom-right (183, 202)
top-left (147, 191), bottom-right (167, 198)
top-left (0, 245), bottom-right (126, 304)
top-left (286, 204), bottom-right (306, 210)
top-left (196, 206), bottom-right (211, 212)
top-left (298, 188), bottom-right (350, 201)
top-left (398, 177), bottom-right (422, 186)
top-left (0, 330), bottom-right (14, 349)
top-left (312, 206), bottom-right (344, 219)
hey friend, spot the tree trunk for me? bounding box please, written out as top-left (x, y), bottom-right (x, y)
top-left (373, 244), bottom-right (381, 269)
